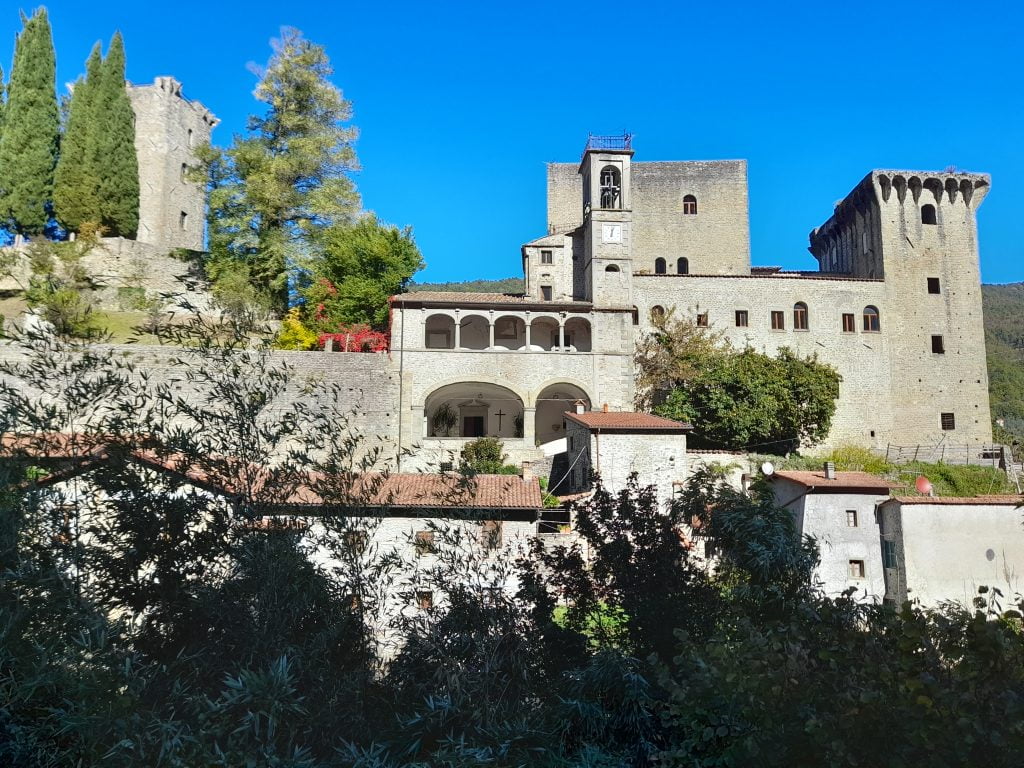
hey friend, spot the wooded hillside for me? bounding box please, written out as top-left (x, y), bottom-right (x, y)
top-left (983, 282), bottom-right (1024, 447)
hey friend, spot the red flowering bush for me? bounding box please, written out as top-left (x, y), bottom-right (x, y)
top-left (318, 324), bottom-right (389, 352)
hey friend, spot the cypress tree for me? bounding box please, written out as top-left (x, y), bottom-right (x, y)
top-left (53, 43), bottom-right (103, 233)
top-left (96, 32), bottom-right (138, 239)
top-left (0, 9), bottom-right (59, 235)
top-left (0, 66), bottom-right (6, 154)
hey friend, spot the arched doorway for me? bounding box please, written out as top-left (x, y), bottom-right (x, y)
top-left (535, 383), bottom-right (591, 445)
top-left (424, 382), bottom-right (525, 439)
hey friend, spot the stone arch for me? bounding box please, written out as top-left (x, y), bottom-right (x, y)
top-left (529, 316), bottom-right (560, 351)
top-left (459, 314), bottom-right (489, 350)
top-left (493, 314), bottom-right (526, 350)
top-left (921, 204), bottom-right (937, 226)
top-left (944, 177), bottom-right (959, 204)
top-left (424, 381), bottom-right (526, 439)
top-left (605, 263), bottom-right (620, 272)
top-left (683, 194), bottom-right (697, 215)
top-left (424, 313), bottom-right (455, 349)
top-left (532, 381), bottom-right (593, 445)
top-left (563, 317), bottom-right (592, 352)
top-left (655, 257), bottom-right (667, 274)
top-left (600, 165), bottom-right (622, 209)
top-left (677, 257), bottom-right (689, 274)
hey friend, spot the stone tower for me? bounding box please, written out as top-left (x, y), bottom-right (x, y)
top-left (127, 77), bottom-right (217, 252)
top-left (809, 170), bottom-right (993, 444)
top-left (578, 135), bottom-right (634, 306)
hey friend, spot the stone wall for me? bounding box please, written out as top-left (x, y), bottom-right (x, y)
top-left (0, 237), bottom-right (215, 313)
top-left (0, 342), bottom-right (400, 467)
top-left (880, 498), bottom-right (1024, 606)
top-left (634, 273), bottom-right (891, 451)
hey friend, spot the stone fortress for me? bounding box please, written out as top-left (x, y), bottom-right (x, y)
top-left (3, 75), bottom-right (995, 472)
top-left (392, 134), bottom-right (994, 467)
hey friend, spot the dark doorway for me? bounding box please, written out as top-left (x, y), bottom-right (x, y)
top-left (463, 416), bottom-right (485, 437)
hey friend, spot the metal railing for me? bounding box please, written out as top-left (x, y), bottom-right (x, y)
top-left (584, 133), bottom-right (632, 152)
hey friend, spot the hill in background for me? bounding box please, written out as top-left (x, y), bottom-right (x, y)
top-left (408, 277), bottom-right (524, 294)
top-left (983, 282), bottom-right (1024, 449)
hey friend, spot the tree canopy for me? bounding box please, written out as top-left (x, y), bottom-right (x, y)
top-left (636, 311), bottom-right (841, 453)
top-left (204, 27), bottom-right (361, 310)
top-left (53, 43), bottom-right (103, 232)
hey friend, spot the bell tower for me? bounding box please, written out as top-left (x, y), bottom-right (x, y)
top-left (579, 134), bottom-right (633, 307)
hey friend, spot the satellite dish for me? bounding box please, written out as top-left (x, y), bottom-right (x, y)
top-left (761, 461), bottom-right (775, 477)
top-left (915, 475), bottom-right (933, 496)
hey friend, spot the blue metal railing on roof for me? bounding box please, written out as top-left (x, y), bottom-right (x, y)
top-left (584, 133), bottom-right (632, 152)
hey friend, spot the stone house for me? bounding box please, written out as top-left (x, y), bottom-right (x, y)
top-left (877, 495), bottom-right (1024, 607)
top-left (769, 468), bottom-right (895, 600)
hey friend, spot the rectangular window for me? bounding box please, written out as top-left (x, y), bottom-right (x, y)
top-left (480, 520), bottom-right (503, 550)
top-left (842, 313), bottom-right (855, 333)
top-left (931, 335), bottom-right (945, 354)
top-left (416, 590), bottom-right (433, 610)
top-left (882, 540), bottom-right (898, 569)
top-left (540, 250), bottom-right (553, 264)
top-left (414, 530), bottom-right (435, 556)
top-left (849, 559), bottom-right (865, 579)
top-left (940, 412), bottom-right (956, 431)
top-left (541, 286), bottom-right (552, 301)
top-left (735, 310), bottom-right (748, 327)
top-left (927, 277), bottom-right (941, 294)
top-left (846, 510), bottom-right (858, 527)
top-left (771, 310), bottom-right (785, 330)
top-left (696, 312), bottom-right (709, 328)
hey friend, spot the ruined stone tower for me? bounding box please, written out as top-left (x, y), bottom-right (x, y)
top-left (127, 77), bottom-right (217, 252)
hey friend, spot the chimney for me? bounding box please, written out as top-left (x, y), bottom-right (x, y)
top-left (574, 399), bottom-right (586, 415)
top-left (521, 461), bottom-right (533, 481)
top-left (823, 461), bottom-right (836, 480)
top-left (602, 403), bottom-right (609, 413)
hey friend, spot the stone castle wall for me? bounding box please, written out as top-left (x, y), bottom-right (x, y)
top-left (0, 343), bottom-right (401, 467)
top-left (633, 274), bottom-right (893, 450)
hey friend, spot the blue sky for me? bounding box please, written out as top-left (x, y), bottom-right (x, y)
top-left (6, 1), bottom-right (1022, 283)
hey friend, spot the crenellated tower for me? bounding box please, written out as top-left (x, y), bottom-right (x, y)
top-left (810, 170), bottom-right (993, 444)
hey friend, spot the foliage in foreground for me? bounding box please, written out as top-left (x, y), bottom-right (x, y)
top-left (1, 327), bottom-right (1023, 766)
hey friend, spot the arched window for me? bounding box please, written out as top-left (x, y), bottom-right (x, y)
top-left (650, 305), bottom-right (665, 323)
top-left (921, 204), bottom-right (937, 225)
top-left (599, 166), bottom-right (621, 209)
top-left (605, 264), bottom-right (620, 272)
top-left (677, 257), bottom-right (689, 274)
top-left (631, 306), bottom-right (639, 326)
top-left (863, 305), bottom-right (880, 332)
top-left (683, 194), bottom-right (697, 215)
top-left (654, 257), bottom-right (667, 274)
top-left (793, 302), bottom-right (808, 330)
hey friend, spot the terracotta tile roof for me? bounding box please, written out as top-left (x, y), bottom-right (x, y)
top-left (2, 434), bottom-right (543, 512)
top-left (888, 495), bottom-right (1024, 506)
top-left (772, 470), bottom-right (894, 492)
top-left (564, 411), bottom-right (692, 432)
top-left (393, 291), bottom-right (593, 309)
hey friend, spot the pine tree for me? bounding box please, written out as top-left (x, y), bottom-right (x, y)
top-left (95, 32), bottom-right (139, 239)
top-left (0, 9), bottom-right (59, 235)
top-left (53, 43), bottom-right (103, 233)
top-left (206, 28), bottom-right (360, 310)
